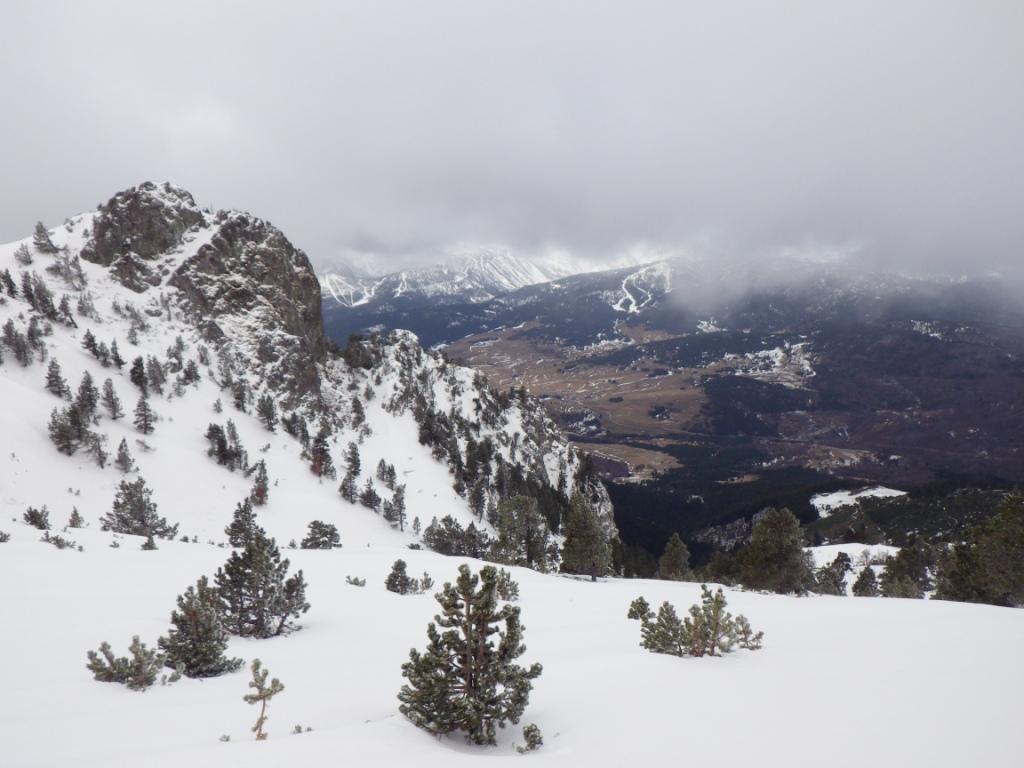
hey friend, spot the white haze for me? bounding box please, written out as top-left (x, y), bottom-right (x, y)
top-left (0, 1), bottom-right (1021, 281)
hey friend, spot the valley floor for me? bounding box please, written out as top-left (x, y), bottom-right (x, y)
top-left (2, 525), bottom-right (1021, 767)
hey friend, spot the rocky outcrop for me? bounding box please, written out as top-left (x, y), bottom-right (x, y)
top-left (80, 182), bottom-right (206, 291)
top-left (170, 211), bottom-right (327, 402)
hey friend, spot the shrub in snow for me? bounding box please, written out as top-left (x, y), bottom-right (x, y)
top-left (0, 531), bottom-right (9, 543)
top-left (41, 532), bottom-right (79, 550)
top-left (86, 636), bottom-right (164, 691)
top-left (300, 520), bottom-right (340, 549)
top-left (345, 575), bottom-right (366, 587)
top-left (641, 585), bottom-right (763, 658)
top-left (517, 723), bottom-right (543, 754)
top-left (627, 596), bottom-right (652, 621)
top-left (214, 531), bottom-right (309, 638)
top-left (158, 576), bottom-right (242, 678)
top-left (398, 564), bottom-right (542, 746)
top-left (419, 572), bottom-right (434, 592)
top-left (23, 505), bottom-right (50, 530)
top-left (244, 659), bottom-right (284, 741)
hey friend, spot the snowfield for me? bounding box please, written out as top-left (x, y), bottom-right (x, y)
top-left (2, 215), bottom-right (1022, 767)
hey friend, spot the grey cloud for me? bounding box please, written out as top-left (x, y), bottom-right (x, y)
top-left (1, 0), bottom-right (1021, 279)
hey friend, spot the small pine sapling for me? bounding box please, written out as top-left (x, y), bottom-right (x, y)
top-left (627, 596), bottom-right (652, 620)
top-left (86, 636), bottom-right (165, 691)
top-left (67, 507), bottom-right (84, 529)
top-left (517, 724), bottom-right (543, 754)
top-left (300, 520), bottom-right (340, 549)
top-left (23, 505), bottom-right (51, 530)
top-left (385, 559), bottom-right (417, 595)
top-left (852, 566), bottom-right (880, 597)
top-left (244, 659), bottom-right (284, 741)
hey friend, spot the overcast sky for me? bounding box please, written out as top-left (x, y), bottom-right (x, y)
top-left (1, 1), bottom-right (1021, 277)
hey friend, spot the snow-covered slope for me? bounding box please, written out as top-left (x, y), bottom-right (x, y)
top-left (2, 187), bottom-right (1021, 768)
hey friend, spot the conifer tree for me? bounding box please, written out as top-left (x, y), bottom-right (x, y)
top-left (852, 566), bottom-right (880, 597)
top-left (490, 495), bottom-right (558, 573)
top-left (301, 520), bottom-right (340, 549)
top-left (627, 596), bottom-right (652, 620)
top-left (359, 478), bottom-right (381, 512)
top-left (0, 267), bottom-right (16, 297)
top-left (133, 395), bottom-right (155, 434)
top-left (244, 659), bottom-right (284, 740)
top-left (385, 559), bottom-right (417, 594)
top-left (345, 441), bottom-right (361, 477)
top-left (383, 484), bottom-right (407, 531)
top-left (817, 552), bottom-right (853, 596)
top-left (33, 221), bottom-right (58, 254)
top-left (309, 427), bottom-right (335, 479)
top-left (75, 371), bottom-right (99, 420)
top-left (68, 507), bottom-right (84, 528)
top-left (225, 498), bottom-right (264, 548)
top-left (23, 505), bottom-right (51, 530)
top-left (640, 601), bottom-right (686, 656)
top-left (398, 565), bottom-right (542, 745)
top-left (339, 470), bottom-right (357, 503)
top-left (560, 493), bottom-right (612, 581)
top-left (256, 394), bottom-right (277, 431)
top-left (249, 460), bottom-right (269, 506)
top-left (214, 531), bottom-right (309, 638)
top-left (158, 576), bottom-right (243, 678)
top-left (101, 477), bottom-right (178, 539)
top-left (114, 438), bottom-right (136, 473)
top-left (738, 508), bottom-right (814, 594)
top-left (110, 339), bottom-right (125, 369)
top-left (101, 378), bottom-right (124, 419)
top-left (657, 532), bottom-right (691, 581)
top-left (48, 407), bottom-right (76, 455)
top-left (146, 356), bottom-right (165, 394)
top-left (129, 356), bottom-right (147, 395)
top-left (82, 328), bottom-right (99, 356)
top-left (351, 396), bottom-right (365, 428)
top-left (45, 359), bottom-right (69, 398)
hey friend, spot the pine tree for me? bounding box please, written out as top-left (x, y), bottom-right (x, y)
top-left (738, 508), bottom-right (814, 594)
top-left (129, 356), bottom-right (147, 396)
top-left (33, 221), bottom-right (58, 254)
top-left (249, 460), bottom-right (269, 506)
top-left (309, 427), bottom-right (335, 479)
top-left (560, 493), bottom-right (612, 581)
top-left (158, 576), bottom-right (243, 678)
top-left (44, 359), bottom-right (69, 398)
top-left (468, 480), bottom-right (487, 520)
top-left (133, 396), bottom-right (155, 434)
top-left (68, 507), bottom-right (84, 528)
top-left (657, 532), bottom-right (691, 581)
top-left (339, 470), bottom-right (357, 503)
top-left (398, 565), bottom-right (542, 745)
top-left (244, 659), bottom-right (284, 740)
top-left (146, 356), bottom-right (165, 394)
top-left (225, 498), bottom-right (264, 547)
top-left (345, 441), bottom-right (361, 477)
top-left (214, 531), bottom-right (309, 638)
top-left (101, 378), bottom-right (124, 419)
top-left (301, 520), bottom-right (340, 549)
top-left (817, 552), bottom-right (853, 596)
top-left (75, 371), bottom-right (99, 420)
top-left (23, 505), bottom-right (51, 530)
top-left (359, 478), bottom-right (381, 512)
top-left (86, 636), bottom-right (165, 691)
top-left (351, 396), bottom-right (365, 428)
top-left (0, 267), bottom-right (16, 297)
top-left (100, 477), bottom-right (178, 539)
top-left (82, 328), bottom-right (99, 356)
top-left (114, 438), bottom-right (136, 473)
top-left (852, 566), bottom-right (880, 597)
top-left (110, 339), bottom-right (125, 369)
top-left (48, 407), bottom-right (76, 455)
top-left (255, 394), bottom-right (277, 431)
top-left (490, 495), bottom-right (558, 573)
top-left (627, 596), bottom-right (652, 620)
top-left (383, 484), bottom-right (407, 531)
top-left (385, 559), bottom-right (417, 594)
top-left (640, 601), bottom-right (686, 656)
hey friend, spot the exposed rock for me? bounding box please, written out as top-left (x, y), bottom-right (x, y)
top-left (170, 211), bottom-right (326, 402)
top-left (80, 182), bottom-right (205, 284)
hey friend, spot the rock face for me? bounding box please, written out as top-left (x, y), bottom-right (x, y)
top-left (80, 182), bottom-right (206, 290)
top-left (79, 181), bottom-right (326, 401)
top-left (170, 211), bottom-right (327, 401)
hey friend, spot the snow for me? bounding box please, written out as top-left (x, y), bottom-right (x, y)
top-left (812, 486), bottom-right (907, 517)
top-left (3, 225), bottom-right (1023, 768)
